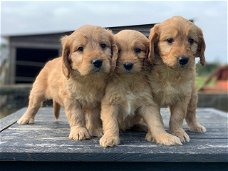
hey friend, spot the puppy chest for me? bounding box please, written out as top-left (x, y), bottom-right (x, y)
top-left (121, 94), bottom-right (138, 116)
top-left (154, 82), bottom-right (186, 105)
top-left (77, 89), bottom-right (104, 103)
top-left (69, 84), bottom-right (106, 105)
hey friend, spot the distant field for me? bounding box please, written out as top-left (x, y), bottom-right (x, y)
top-left (196, 76), bottom-right (207, 90)
top-left (196, 76), bottom-right (215, 91)
top-left (195, 63), bottom-right (218, 90)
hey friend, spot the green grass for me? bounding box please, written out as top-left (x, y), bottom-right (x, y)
top-left (196, 76), bottom-right (207, 90)
top-left (196, 76), bottom-right (216, 91)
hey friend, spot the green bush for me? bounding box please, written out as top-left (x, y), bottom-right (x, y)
top-left (196, 63), bottom-right (220, 76)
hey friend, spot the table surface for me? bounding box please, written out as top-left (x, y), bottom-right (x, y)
top-left (0, 107), bottom-right (227, 162)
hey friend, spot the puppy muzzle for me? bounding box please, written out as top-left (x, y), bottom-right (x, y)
top-left (123, 62), bottom-right (134, 71)
top-left (178, 56), bottom-right (189, 66)
top-left (92, 59), bottom-right (103, 69)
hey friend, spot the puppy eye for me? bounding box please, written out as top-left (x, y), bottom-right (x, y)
top-left (188, 37), bottom-right (194, 45)
top-left (100, 43), bottom-right (107, 49)
top-left (166, 38), bottom-right (174, 44)
top-left (134, 48), bottom-right (142, 53)
top-left (77, 47), bottom-right (84, 52)
top-left (118, 49), bottom-right (121, 54)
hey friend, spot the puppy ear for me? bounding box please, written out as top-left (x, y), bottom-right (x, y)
top-left (61, 36), bottom-right (72, 79)
top-left (196, 27), bottom-right (206, 66)
top-left (111, 43), bottom-right (118, 72)
top-left (107, 30), bottom-right (118, 72)
top-left (143, 41), bottom-right (150, 70)
top-left (148, 24), bottom-right (159, 64)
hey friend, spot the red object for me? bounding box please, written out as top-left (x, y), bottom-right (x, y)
top-left (201, 81), bottom-right (228, 93)
top-left (200, 65), bottom-right (228, 93)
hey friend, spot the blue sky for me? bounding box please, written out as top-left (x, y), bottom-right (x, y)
top-left (1, 1), bottom-right (227, 64)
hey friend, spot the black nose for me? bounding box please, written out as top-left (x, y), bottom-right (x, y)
top-left (92, 59), bottom-right (103, 68)
top-left (123, 63), bottom-right (133, 71)
top-left (178, 56), bottom-right (189, 66)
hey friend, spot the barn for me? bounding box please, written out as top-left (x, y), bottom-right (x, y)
top-left (2, 24), bottom-right (154, 84)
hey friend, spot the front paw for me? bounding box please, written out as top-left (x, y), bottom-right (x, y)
top-left (99, 134), bottom-right (120, 148)
top-left (69, 127), bottom-right (90, 140)
top-left (17, 116), bottom-right (34, 125)
top-left (171, 128), bottom-right (190, 142)
top-left (189, 124), bottom-right (207, 133)
top-left (146, 132), bottom-right (182, 145)
top-left (88, 128), bottom-right (103, 138)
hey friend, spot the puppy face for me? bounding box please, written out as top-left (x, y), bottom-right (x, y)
top-left (114, 30), bottom-right (149, 74)
top-left (62, 25), bottom-right (118, 78)
top-left (149, 16), bottom-right (206, 68)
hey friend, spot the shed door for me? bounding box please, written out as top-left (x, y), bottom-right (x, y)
top-left (15, 48), bottom-right (59, 83)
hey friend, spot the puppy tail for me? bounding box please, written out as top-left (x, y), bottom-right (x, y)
top-left (53, 101), bottom-right (61, 120)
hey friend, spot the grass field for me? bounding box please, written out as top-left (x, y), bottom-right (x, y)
top-left (196, 76), bottom-right (207, 90)
top-left (196, 76), bottom-right (215, 91)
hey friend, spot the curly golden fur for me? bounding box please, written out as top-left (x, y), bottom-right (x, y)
top-left (17, 25), bottom-right (118, 140)
top-left (147, 16), bottom-right (206, 142)
top-left (99, 30), bottom-right (182, 147)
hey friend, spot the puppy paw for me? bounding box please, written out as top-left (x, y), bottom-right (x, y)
top-left (17, 116), bottom-right (34, 125)
top-left (99, 134), bottom-right (120, 148)
top-left (171, 129), bottom-right (190, 143)
top-left (69, 127), bottom-right (90, 140)
top-left (189, 124), bottom-right (207, 133)
top-left (88, 128), bottom-right (103, 138)
top-left (146, 132), bottom-right (182, 145)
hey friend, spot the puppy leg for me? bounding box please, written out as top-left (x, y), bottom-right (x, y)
top-left (169, 100), bottom-right (190, 142)
top-left (99, 104), bottom-right (120, 148)
top-left (140, 105), bottom-right (182, 146)
top-left (17, 89), bottom-right (44, 124)
top-left (85, 107), bottom-right (103, 138)
top-left (186, 88), bottom-right (206, 133)
top-left (64, 100), bottom-right (90, 141)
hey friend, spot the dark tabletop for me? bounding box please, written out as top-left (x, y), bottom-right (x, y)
top-left (0, 107), bottom-right (227, 162)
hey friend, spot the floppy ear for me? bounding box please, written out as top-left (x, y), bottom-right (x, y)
top-left (143, 41), bottom-right (150, 70)
top-left (107, 29), bottom-right (118, 72)
top-left (111, 42), bottom-right (118, 72)
top-left (61, 36), bottom-right (72, 79)
top-left (148, 24), bottom-right (159, 64)
top-left (196, 27), bottom-right (206, 66)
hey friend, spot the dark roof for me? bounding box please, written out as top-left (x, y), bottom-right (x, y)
top-left (2, 23), bottom-right (155, 38)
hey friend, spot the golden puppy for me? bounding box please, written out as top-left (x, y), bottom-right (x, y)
top-left (99, 30), bottom-right (181, 147)
top-left (17, 25), bottom-right (118, 140)
top-left (147, 16), bottom-right (206, 142)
